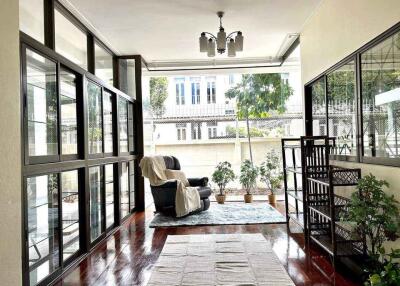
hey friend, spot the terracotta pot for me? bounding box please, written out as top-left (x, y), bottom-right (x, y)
top-left (244, 194), bottom-right (253, 203)
top-left (216, 194), bottom-right (226, 204)
top-left (268, 194), bottom-right (276, 204)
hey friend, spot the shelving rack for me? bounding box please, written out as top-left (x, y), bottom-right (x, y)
top-left (282, 136), bottom-right (334, 236)
top-left (306, 164), bottom-right (365, 267)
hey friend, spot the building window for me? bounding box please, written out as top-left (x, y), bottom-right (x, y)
top-left (311, 77), bottom-right (326, 136)
top-left (207, 121), bottom-right (218, 139)
top-left (87, 82), bottom-right (103, 154)
top-left (61, 170), bottom-right (80, 261)
top-left (176, 124), bottom-right (187, 140)
top-left (119, 98), bottom-right (128, 153)
top-left (60, 69), bottom-right (78, 156)
top-left (327, 60), bottom-right (357, 156)
top-left (120, 162), bottom-right (130, 219)
top-left (89, 166), bottom-right (103, 242)
top-left (362, 30), bottom-right (400, 159)
top-left (27, 173), bottom-right (60, 285)
top-left (19, 0), bottom-right (44, 43)
top-left (95, 42), bottom-right (113, 86)
top-left (105, 164), bottom-right (115, 229)
top-left (207, 79), bottom-right (216, 104)
top-left (26, 49), bottom-right (58, 158)
top-left (103, 91), bottom-right (113, 154)
top-left (54, 7), bottom-right (87, 70)
top-left (192, 122), bottom-right (201, 140)
top-left (191, 78), bottom-right (200, 104)
top-left (175, 78), bottom-right (185, 105)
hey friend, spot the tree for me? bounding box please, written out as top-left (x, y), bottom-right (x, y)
top-left (225, 73), bottom-right (293, 163)
top-left (149, 77), bottom-right (168, 117)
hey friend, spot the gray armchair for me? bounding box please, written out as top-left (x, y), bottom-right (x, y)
top-left (150, 156), bottom-right (211, 216)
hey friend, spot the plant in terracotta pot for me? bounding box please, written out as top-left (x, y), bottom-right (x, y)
top-left (341, 174), bottom-right (400, 285)
top-left (239, 159), bottom-right (259, 203)
top-left (211, 161), bottom-right (235, 204)
top-left (259, 151), bottom-right (283, 205)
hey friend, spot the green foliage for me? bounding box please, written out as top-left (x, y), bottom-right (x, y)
top-left (239, 160), bottom-right (259, 195)
top-left (342, 174), bottom-right (400, 261)
top-left (259, 151), bottom-right (283, 194)
top-left (366, 248), bottom-right (400, 286)
top-left (225, 126), bottom-right (265, 138)
top-left (211, 161), bottom-right (236, 196)
top-left (149, 77), bottom-right (168, 117)
top-left (225, 73), bottom-right (293, 119)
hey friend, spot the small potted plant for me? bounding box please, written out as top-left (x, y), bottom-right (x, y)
top-left (211, 161), bottom-right (236, 204)
top-left (259, 151), bottom-right (283, 204)
top-left (239, 159), bottom-right (259, 203)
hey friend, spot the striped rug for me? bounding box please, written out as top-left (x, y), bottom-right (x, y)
top-left (147, 233), bottom-right (295, 286)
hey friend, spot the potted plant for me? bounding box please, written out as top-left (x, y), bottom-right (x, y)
top-left (259, 151), bottom-right (283, 204)
top-left (341, 174), bottom-right (400, 284)
top-left (239, 159), bottom-right (259, 203)
top-left (211, 161), bottom-right (235, 204)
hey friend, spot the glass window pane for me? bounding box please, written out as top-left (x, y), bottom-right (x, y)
top-left (128, 103), bottom-right (134, 152)
top-left (89, 166), bottom-right (103, 242)
top-left (118, 59), bottom-right (136, 99)
top-left (60, 69), bottom-right (78, 155)
top-left (27, 174), bottom-right (59, 285)
top-left (119, 98), bottom-right (128, 153)
top-left (95, 43), bottom-right (113, 86)
top-left (54, 8), bottom-right (87, 70)
top-left (26, 49), bottom-right (58, 157)
top-left (362, 31), bottom-right (400, 158)
top-left (129, 161), bottom-right (135, 210)
top-left (120, 162), bottom-right (129, 218)
top-left (103, 91), bottom-right (113, 153)
top-left (327, 60), bottom-right (357, 156)
top-left (105, 164), bottom-right (114, 228)
top-left (19, 0), bottom-right (44, 43)
top-left (87, 82), bottom-right (103, 154)
top-left (61, 170), bottom-right (79, 261)
top-left (311, 78), bottom-right (326, 136)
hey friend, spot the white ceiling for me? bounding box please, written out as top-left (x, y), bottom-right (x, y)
top-left (62, 0), bottom-right (321, 67)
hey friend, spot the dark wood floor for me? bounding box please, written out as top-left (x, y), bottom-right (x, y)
top-left (55, 202), bottom-right (360, 286)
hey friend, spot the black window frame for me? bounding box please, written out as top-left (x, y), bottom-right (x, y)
top-left (305, 21), bottom-right (400, 167)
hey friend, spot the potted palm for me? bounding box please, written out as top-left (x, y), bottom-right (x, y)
top-left (259, 151), bottom-right (283, 204)
top-left (239, 159), bottom-right (259, 203)
top-left (211, 161), bottom-right (235, 204)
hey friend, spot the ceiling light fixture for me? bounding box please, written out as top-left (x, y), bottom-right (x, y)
top-left (199, 11), bottom-right (243, 57)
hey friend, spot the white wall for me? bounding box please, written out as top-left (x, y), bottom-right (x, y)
top-left (301, 0), bottom-right (400, 85)
top-left (300, 0), bottom-right (400, 248)
top-left (0, 0), bottom-right (22, 284)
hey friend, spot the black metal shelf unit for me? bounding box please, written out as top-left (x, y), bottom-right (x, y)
top-left (306, 164), bottom-right (366, 267)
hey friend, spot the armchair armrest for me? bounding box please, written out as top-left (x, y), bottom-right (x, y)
top-left (188, 177), bottom-right (209, 187)
top-left (151, 180), bottom-right (178, 210)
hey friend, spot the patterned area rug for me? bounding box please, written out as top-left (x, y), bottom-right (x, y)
top-left (147, 233), bottom-right (295, 286)
top-left (149, 202), bottom-right (286, 228)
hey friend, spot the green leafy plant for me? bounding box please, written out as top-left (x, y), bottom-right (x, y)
top-left (211, 161), bottom-right (236, 196)
top-left (225, 73), bottom-right (293, 163)
top-left (259, 151), bottom-right (283, 195)
top-left (342, 174), bottom-right (400, 261)
top-left (366, 248), bottom-right (400, 286)
top-left (239, 160), bottom-right (259, 195)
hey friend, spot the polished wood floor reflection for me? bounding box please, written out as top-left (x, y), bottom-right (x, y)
top-left (55, 202), bottom-right (360, 286)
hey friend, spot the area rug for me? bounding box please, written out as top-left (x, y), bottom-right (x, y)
top-left (146, 233), bottom-right (295, 286)
top-left (149, 202), bottom-right (286, 228)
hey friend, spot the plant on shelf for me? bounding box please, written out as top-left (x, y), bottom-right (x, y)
top-left (341, 174), bottom-right (400, 285)
top-left (211, 161), bottom-right (236, 204)
top-left (239, 159), bottom-right (259, 203)
top-left (259, 151), bottom-right (283, 204)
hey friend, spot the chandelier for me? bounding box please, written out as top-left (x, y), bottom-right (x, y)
top-left (199, 11), bottom-right (244, 57)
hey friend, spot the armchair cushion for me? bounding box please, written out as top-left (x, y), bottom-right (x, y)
top-left (188, 177), bottom-right (209, 187)
top-left (165, 169), bottom-right (189, 187)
